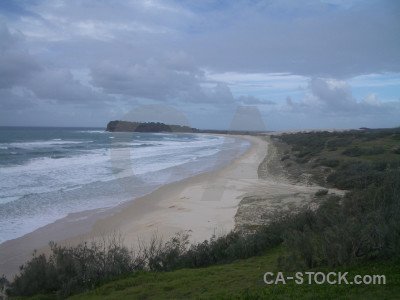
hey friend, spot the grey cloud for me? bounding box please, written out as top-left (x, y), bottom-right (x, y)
top-left (265, 96), bottom-right (400, 131)
top-left (286, 96), bottom-right (293, 106)
top-left (187, 1), bottom-right (400, 78)
top-left (230, 106), bottom-right (267, 131)
top-left (283, 78), bottom-right (400, 120)
top-left (0, 22), bottom-right (113, 105)
top-left (121, 104), bottom-right (191, 127)
top-left (304, 78), bottom-right (357, 111)
top-left (212, 82), bottom-right (234, 103)
top-left (90, 56), bottom-right (237, 106)
top-left (29, 68), bottom-right (107, 103)
top-left (0, 22), bottom-right (42, 88)
top-left (4, 1), bottom-right (399, 80)
top-left (0, 88), bottom-right (36, 110)
top-left (238, 95), bottom-right (275, 105)
top-left (178, 82), bottom-right (236, 105)
top-left (90, 58), bottom-right (201, 100)
top-left (1, 0), bottom-right (398, 129)
top-left (0, 21), bottom-right (14, 50)
top-left (0, 49), bottom-right (42, 88)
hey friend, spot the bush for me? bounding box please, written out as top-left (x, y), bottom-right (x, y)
top-left (327, 138), bottom-right (352, 150)
top-left (0, 275), bottom-right (10, 300)
top-left (391, 147), bottom-right (400, 154)
top-left (327, 161), bottom-right (384, 189)
top-left (342, 146), bottom-right (385, 157)
top-left (281, 154), bottom-right (290, 161)
top-left (280, 172), bottom-right (400, 270)
top-left (315, 189), bottom-right (328, 196)
top-left (9, 233), bottom-right (140, 298)
top-left (342, 146), bottom-right (362, 157)
top-left (275, 129), bottom-right (400, 270)
top-left (318, 158), bottom-right (340, 168)
top-left (364, 146), bottom-right (385, 155)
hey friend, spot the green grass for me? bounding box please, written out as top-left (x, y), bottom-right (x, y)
top-left (66, 247), bottom-right (278, 300)
top-left (58, 247), bottom-right (400, 300)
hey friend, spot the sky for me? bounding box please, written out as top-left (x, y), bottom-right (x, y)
top-left (0, 0), bottom-right (399, 131)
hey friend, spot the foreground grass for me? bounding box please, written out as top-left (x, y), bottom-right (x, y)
top-left (54, 247), bottom-right (398, 299)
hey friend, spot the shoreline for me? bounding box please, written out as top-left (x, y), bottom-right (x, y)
top-left (0, 135), bottom-right (267, 279)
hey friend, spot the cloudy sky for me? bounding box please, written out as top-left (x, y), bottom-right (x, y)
top-left (0, 0), bottom-right (399, 130)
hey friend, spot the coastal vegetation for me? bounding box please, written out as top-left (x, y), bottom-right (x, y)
top-left (2, 127), bottom-right (400, 299)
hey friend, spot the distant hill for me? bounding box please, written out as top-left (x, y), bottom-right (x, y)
top-left (106, 121), bottom-right (196, 133)
top-left (106, 120), bottom-right (268, 134)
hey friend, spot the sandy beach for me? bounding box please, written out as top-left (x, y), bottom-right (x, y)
top-left (0, 133), bottom-right (339, 280)
top-left (76, 135), bottom-right (269, 244)
top-left (0, 135), bottom-right (268, 278)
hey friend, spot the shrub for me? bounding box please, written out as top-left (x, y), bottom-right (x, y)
top-left (318, 158), bottom-right (340, 168)
top-left (342, 146), bottom-right (385, 157)
top-left (326, 161), bottom-right (384, 189)
top-left (295, 157), bottom-right (309, 164)
top-left (327, 138), bottom-right (352, 150)
top-left (315, 189), bottom-right (328, 197)
top-left (9, 232), bottom-right (139, 298)
top-left (363, 146), bottom-right (385, 155)
top-left (280, 172), bottom-right (400, 269)
top-left (391, 147), bottom-right (400, 154)
top-left (0, 275), bottom-right (10, 300)
top-left (281, 154), bottom-right (290, 161)
top-left (342, 146), bottom-right (362, 157)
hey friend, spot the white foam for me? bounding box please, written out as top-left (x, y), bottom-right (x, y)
top-left (0, 148), bottom-right (113, 202)
top-left (8, 140), bottom-right (92, 149)
top-left (0, 195), bottom-right (20, 205)
top-left (78, 130), bottom-right (107, 134)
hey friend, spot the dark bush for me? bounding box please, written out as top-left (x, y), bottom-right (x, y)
top-left (280, 173), bottom-right (400, 269)
top-left (0, 275), bottom-right (10, 300)
top-left (319, 158), bottom-right (340, 168)
top-left (372, 161), bottom-right (387, 171)
top-left (342, 146), bottom-right (362, 157)
top-left (295, 157), bottom-right (309, 164)
top-left (315, 189), bottom-right (328, 196)
top-left (281, 154), bottom-right (290, 161)
top-left (342, 146), bottom-right (385, 157)
top-left (275, 129), bottom-right (400, 269)
top-left (327, 138), bottom-right (352, 150)
top-left (363, 146), bottom-right (385, 155)
top-left (391, 147), bottom-right (400, 154)
top-left (9, 233), bottom-right (140, 298)
top-left (327, 161), bottom-right (384, 189)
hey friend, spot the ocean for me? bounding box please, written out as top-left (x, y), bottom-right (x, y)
top-left (0, 127), bottom-right (249, 244)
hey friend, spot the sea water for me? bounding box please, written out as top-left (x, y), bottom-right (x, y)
top-left (0, 127), bottom-right (249, 244)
